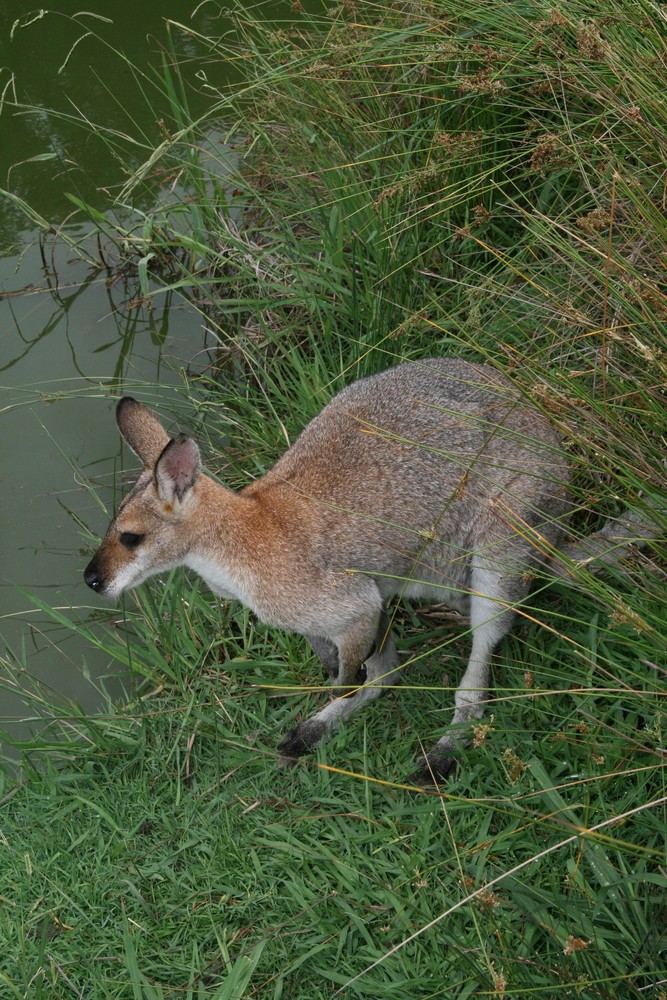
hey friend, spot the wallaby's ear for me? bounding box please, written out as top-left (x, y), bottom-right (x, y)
top-left (116, 397), bottom-right (171, 468)
top-left (155, 434), bottom-right (201, 505)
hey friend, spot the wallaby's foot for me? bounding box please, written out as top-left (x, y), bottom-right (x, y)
top-left (410, 726), bottom-right (470, 784)
top-left (410, 751), bottom-right (460, 786)
top-left (278, 717), bottom-right (327, 762)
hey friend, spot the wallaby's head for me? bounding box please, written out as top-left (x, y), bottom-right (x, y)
top-left (84, 397), bottom-right (201, 598)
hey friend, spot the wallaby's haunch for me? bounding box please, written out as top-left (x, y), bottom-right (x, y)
top-left (84, 358), bottom-right (659, 782)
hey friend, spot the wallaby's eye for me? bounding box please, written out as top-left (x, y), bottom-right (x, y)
top-left (119, 532), bottom-right (145, 550)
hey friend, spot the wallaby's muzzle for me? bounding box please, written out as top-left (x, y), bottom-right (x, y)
top-left (83, 559), bottom-right (103, 592)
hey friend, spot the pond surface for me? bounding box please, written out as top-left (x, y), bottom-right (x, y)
top-left (0, 1), bottom-right (290, 749)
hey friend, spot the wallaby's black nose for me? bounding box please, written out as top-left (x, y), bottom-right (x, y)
top-left (84, 561), bottom-right (102, 591)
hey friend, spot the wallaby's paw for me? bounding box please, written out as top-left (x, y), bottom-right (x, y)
top-left (409, 752), bottom-right (459, 786)
top-left (277, 718), bottom-right (327, 763)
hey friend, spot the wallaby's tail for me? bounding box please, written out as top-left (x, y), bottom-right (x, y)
top-left (551, 499), bottom-right (664, 580)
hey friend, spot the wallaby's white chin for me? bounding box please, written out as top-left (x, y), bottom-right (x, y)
top-left (104, 564), bottom-right (153, 599)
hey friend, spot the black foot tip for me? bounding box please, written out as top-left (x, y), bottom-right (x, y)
top-left (409, 754), bottom-right (459, 786)
top-left (277, 719), bottom-right (326, 762)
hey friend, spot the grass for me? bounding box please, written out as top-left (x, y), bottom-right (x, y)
top-left (2, 0), bottom-right (666, 996)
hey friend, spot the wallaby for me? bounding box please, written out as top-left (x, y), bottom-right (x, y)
top-left (84, 358), bottom-right (660, 782)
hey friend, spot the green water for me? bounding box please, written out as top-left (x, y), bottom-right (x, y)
top-left (0, 1), bottom-right (289, 746)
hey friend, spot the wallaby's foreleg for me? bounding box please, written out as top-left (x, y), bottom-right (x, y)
top-left (306, 635), bottom-right (339, 678)
top-left (279, 609), bottom-right (401, 760)
top-left (413, 567), bottom-right (519, 784)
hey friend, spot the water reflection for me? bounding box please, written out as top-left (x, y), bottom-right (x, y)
top-left (0, 0), bottom-right (249, 750)
top-left (0, 235), bottom-right (204, 751)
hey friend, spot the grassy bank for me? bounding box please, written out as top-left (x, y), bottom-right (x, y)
top-left (2, 0), bottom-right (666, 996)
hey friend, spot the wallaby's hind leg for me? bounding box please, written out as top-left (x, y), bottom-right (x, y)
top-left (278, 610), bottom-right (401, 761)
top-left (413, 566), bottom-right (521, 784)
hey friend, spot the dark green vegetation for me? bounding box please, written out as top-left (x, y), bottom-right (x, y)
top-left (1, 1), bottom-right (666, 996)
